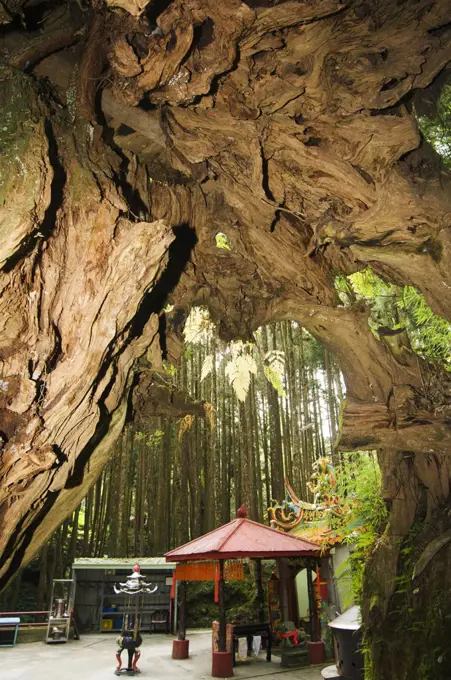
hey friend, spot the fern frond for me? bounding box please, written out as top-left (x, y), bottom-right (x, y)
top-left (201, 354), bottom-right (214, 382)
top-left (178, 415), bottom-right (195, 441)
top-left (263, 349), bottom-right (286, 396)
top-left (225, 350), bottom-right (257, 402)
top-left (183, 307), bottom-right (215, 345)
top-left (203, 402), bottom-right (216, 430)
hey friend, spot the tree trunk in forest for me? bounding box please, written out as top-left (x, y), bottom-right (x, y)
top-left (82, 488), bottom-right (93, 557)
top-left (116, 430), bottom-right (128, 557)
top-left (1, 0), bottom-right (451, 675)
top-left (260, 397), bottom-right (272, 509)
top-left (89, 479), bottom-right (101, 556)
top-left (36, 546), bottom-right (48, 612)
top-left (108, 447), bottom-right (121, 557)
top-left (155, 420), bottom-right (170, 553)
top-left (261, 326), bottom-right (284, 501)
top-left (239, 397), bottom-right (258, 520)
top-left (67, 507), bottom-right (79, 569)
top-left (250, 378), bottom-right (263, 520)
top-left (324, 349), bottom-right (338, 463)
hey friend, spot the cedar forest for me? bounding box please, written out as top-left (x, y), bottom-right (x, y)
top-left (4, 266), bottom-right (451, 627)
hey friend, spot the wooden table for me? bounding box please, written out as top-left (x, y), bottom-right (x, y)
top-left (231, 622), bottom-right (271, 667)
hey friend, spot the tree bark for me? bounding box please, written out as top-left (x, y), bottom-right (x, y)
top-left (1, 1), bottom-right (451, 675)
top-left (0, 70), bottom-right (174, 586)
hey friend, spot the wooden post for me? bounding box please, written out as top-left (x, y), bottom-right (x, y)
top-left (256, 559), bottom-right (265, 623)
top-left (173, 579), bottom-right (189, 660)
top-left (306, 563), bottom-right (317, 642)
top-left (277, 558), bottom-right (290, 622)
top-left (218, 560), bottom-right (226, 652)
top-left (178, 581), bottom-right (186, 641)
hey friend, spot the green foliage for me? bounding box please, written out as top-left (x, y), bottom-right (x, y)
top-left (185, 563), bottom-right (274, 629)
top-left (347, 268), bottom-right (398, 333)
top-left (333, 558), bottom-right (355, 611)
top-left (332, 452), bottom-right (388, 601)
top-left (416, 83), bottom-right (451, 166)
top-left (134, 429), bottom-right (164, 449)
top-left (334, 272), bottom-right (354, 306)
top-left (335, 268), bottom-right (451, 369)
top-left (146, 429), bottom-right (165, 448)
top-left (397, 286), bottom-right (451, 365)
top-left (263, 349), bottom-right (286, 397)
top-left (335, 452), bottom-right (387, 533)
top-left (163, 360), bottom-right (177, 378)
top-left (329, 453), bottom-right (389, 680)
top-left (348, 269), bottom-right (393, 302)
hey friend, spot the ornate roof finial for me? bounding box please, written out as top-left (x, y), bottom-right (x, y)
top-left (237, 504), bottom-right (248, 518)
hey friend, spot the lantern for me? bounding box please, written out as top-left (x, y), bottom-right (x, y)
top-left (113, 564), bottom-right (158, 675)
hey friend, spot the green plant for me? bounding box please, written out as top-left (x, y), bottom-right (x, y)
top-left (332, 452), bottom-right (388, 601)
top-left (335, 268), bottom-right (451, 370)
top-left (396, 286), bottom-right (451, 365)
top-left (184, 565), bottom-right (273, 629)
top-left (416, 83), bottom-right (451, 167)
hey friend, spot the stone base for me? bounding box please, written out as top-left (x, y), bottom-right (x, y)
top-left (307, 640), bottom-right (326, 665)
top-left (172, 639), bottom-right (189, 659)
top-left (212, 651), bottom-right (234, 678)
top-left (321, 664), bottom-right (340, 679)
top-left (280, 647), bottom-right (309, 669)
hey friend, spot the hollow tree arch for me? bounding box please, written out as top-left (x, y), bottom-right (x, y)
top-left (1, 0), bottom-right (451, 676)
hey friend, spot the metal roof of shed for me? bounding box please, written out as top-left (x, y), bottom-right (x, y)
top-left (165, 517), bottom-right (321, 562)
top-left (73, 557), bottom-right (174, 570)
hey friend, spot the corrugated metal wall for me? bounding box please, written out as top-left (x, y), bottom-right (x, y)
top-left (73, 568), bottom-right (173, 632)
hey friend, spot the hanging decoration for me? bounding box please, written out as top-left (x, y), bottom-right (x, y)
top-left (173, 560), bottom-right (244, 605)
top-left (174, 562), bottom-right (218, 582)
top-left (174, 561), bottom-right (244, 584)
top-left (224, 561), bottom-right (244, 581)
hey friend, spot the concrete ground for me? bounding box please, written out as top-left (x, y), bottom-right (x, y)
top-left (0, 630), bottom-right (326, 680)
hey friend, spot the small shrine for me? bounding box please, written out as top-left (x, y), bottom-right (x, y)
top-left (165, 506), bottom-right (322, 678)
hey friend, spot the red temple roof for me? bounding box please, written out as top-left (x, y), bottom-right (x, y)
top-left (165, 517), bottom-right (321, 562)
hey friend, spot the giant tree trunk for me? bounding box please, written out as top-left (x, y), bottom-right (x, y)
top-left (0, 69), bottom-right (175, 586)
top-left (359, 447), bottom-right (451, 679)
top-left (1, 1), bottom-right (451, 676)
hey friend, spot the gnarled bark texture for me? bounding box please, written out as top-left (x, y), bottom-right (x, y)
top-left (0, 0), bottom-right (451, 675)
